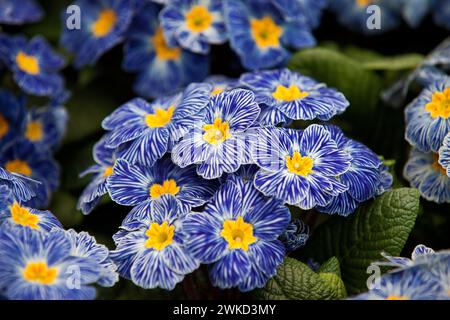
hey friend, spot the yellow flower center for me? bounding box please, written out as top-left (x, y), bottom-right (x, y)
top-left (103, 166), bottom-right (114, 177)
top-left (272, 85), bottom-right (309, 102)
top-left (150, 179), bottom-right (180, 199)
top-left (16, 51), bottom-right (40, 75)
top-left (425, 88), bottom-right (450, 119)
top-left (152, 28), bottom-right (181, 60)
top-left (185, 5), bottom-right (213, 32)
top-left (250, 16), bottom-right (283, 49)
top-left (432, 154), bottom-right (447, 175)
top-left (0, 114), bottom-right (9, 139)
top-left (286, 151), bottom-right (314, 176)
top-left (23, 261), bottom-right (58, 285)
top-left (356, 0), bottom-right (375, 7)
top-left (145, 106), bottom-right (175, 128)
top-left (10, 202), bottom-right (40, 229)
top-left (25, 121), bottom-right (43, 142)
top-left (202, 118), bottom-right (231, 145)
top-left (145, 221), bottom-right (175, 251)
top-left (221, 217), bottom-right (257, 251)
top-left (91, 9), bottom-right (117, 37)
top-left (5, 159), bottom-right (32, 176)
top-left (385, 295), bottom-right (408, 300)
top-left (211, 87), bottom-right (224, 96)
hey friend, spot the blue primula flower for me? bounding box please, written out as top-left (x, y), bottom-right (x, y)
top-left (122, 2), bottom-right (209, 98)
top-left (77, 134), bottom-right (116, 215)
top-left (60, 0), bottom-right (133, 68)
top-left (111, 195), bottom-right (199, 290)
top-left (372, 244), bottom-right (436, 271)
top-left (252, 125), bottom-right (351, 209)
top-left (0, 89), bottom-right (26, 149)
top-left (279, 218), bottom-right (309, 253)
top-left (0, 139), bottom-right (60, 208)
top-left (429, 253), bottom-right (450, 299)
top-left (438, 131), bottom-right (450, 176)
top-left (223, 0), bottom-right (316, 70)
top-left (270, 0), bottom-right (327, 29)
top-left (205, 75), bottom-right (240, 96)
top-left (240, 69), bottom-right (349, 123)
top-left (317, 125), bottom-right (392, 216)
top-left (107, 157), bottom-right (218, 215)
top-left (404, 148), bottom-right (450, 203)
top-left (172, 88), bottom-right (260, 179)
top-left (0, 0), bottom-right (43, 25)
top-left (102, 83), bottom-right (211, 167)
top-left (0, 227), bottom-right (101, 300)
top-left (329, 0), bottom-right (402, 34)
top-left (405, 76), bottom-right (450, 152)
top-left (160, 0), bottom-right (228, 54)
top-left (0, 185), bottom-right (62, 232)
top-left (0, 166), bottom-right (39, 203)
top-left (0, 35), bottom-right (65, 97)
top-left (183, 176), bottom-right (290, 291)
top-left (432, 0), bottom-right (450, 30)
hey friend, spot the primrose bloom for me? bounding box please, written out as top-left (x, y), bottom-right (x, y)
top-left (270, 0), bottom-right (327, 29)
top-left (240, 69), bottom-right (349, 123)
top-left (0, 0), bottom-right (43, 25)
top-left (111, 195), bottom-right (199, 290)
top-left (372, 244), bottom-right (436, 271)
top-left (0, 185), bottom-right (62, 232)
top-left (172, 88), bottom-right (260, 179)
top-left (317, 125), bottom-right (392, 216)
top-left (0, 227), bottom-right (101, 300)
top-left (107, 157), bottom-right (218, 215)
top-left (252, 125), bottom-right (351, 209)
top-left (223, 0), bottom-right (315, 70)
top-left (0, 89), bottom-right (26, 149)
top-left (160, 0), bottom-right (228, 54)
top-left (183, 176), bottom-right (290, 291)
top-left (122, 2), bottom-right (209, 98)
top-left (404, 148), bottom-right (450, 203)
top-left (102, 83), bottom-right (211, 167)
top-left (77, 134), bottom-right (116, 215)
top-left (405, 76), bottom-right (450, 152)
top-left (0, 35), bottom-right (65, 97)
top-left (60, 0), bottom-right (133, 68)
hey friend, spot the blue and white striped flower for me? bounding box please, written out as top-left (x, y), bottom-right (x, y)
top-left (279, 219), bottom-right (309, 253)
top-left (0, 35), bottom-right (65, 97)
top-left (329, 0), bottom-right (402, 35)
top-left (252, 125), bottom-right (351, 209)
top-left (60, 0), bottom-right (133, 68)
top-left (0, 0), bottom-right (43, 25)
top-left (372, 244), bottom-right (436, 270)
top-left (77, 134), bottom-right (116, 215)
top-left (270, 0), bottom-right (327, 29)
top-left (405, 76), bottom-right (450, 152)
top-left (438, 132), bottom-right (450, 176)
top-left (0, 89), bottom-right (26, 149)
top-left (432, 0), bottom-right (450, 30)
top-left (172, 88), bottom-right (260, 179)
top-left (102, 83), bottom-right (211, 167)
top-left (111, 195), bottom-right (199, 290)
top-left (122, 2), bottom-right (209, 98)
top-left (317, 125), bottom-right (392, 216)
top-left (0, 166), bottom-right (39, 203)
top-left (223, 0), bottom-right (315, 70)
top-left (240, 69), bottom-right (349, 123)
top-left (403, 148), bottom-right (450, 203)
top-left (0, 185), bottom-right (62, 232)
top-left (205, 75), bottom-right (240, 96)
top-left (429, 254), bottom-right (450, 299)
top-left (107, 157), bottom-right (218, 215)
top-left (0, 139), bottom-right (60, 208)
top-left (0, 227), bottom-right (100, 300)
top-left (183, 176), bottom-right (290, 291)
top-left (160, 0), bottom-right (228, 54)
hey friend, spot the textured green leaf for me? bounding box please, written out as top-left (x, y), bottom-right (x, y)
top-left (317, 256), bottom-right (341, 277)
top-left (361, 54), bottom-right (424, 70)
top-left (257, 257), bottom-right (347, 300)
top-left (303, 188), bottom-right (420, 294)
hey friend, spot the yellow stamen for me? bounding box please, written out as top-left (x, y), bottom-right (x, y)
top-left (250, 16), bottom-right (282, 49)
top-left (211, 87), bottom-right (224, 96)
top-left (145, 106), bottom-right (175, 128)
top-left (272, 85), bottom-right (309, 102)
top-left (185, 5), bottom-right (213, 32)
top-left (25, 121), bottom-right (43, 142)
top-left (10, 202), bottom-right (39, 229)
top-left (5, 159), bottom-right (32, 176)
top-left (91, 9), bottom-right (117, 37)
top-left (0, 114), bottom-right (9, 139)
top-left (103, 166), bottom-right (114, 177)
top-left (221, 217), bottom-right (257, 251)
top-left (202, 118), bottom-right (231, 145)
top-left (152, 28), bottom-right (181, 60)
top-left (286, 152), bottom-right (314, 176)
top-left (150, 179), bottom-right (180, 199)
top-left (385, 295), bottom-right (408, 300)
top-left (16, 51), bottom-right (40, 75)
top-left (425, 88), bottom-right (450, 119)
top-left (356, 0), bottom-right (374, 7)
top-left (145, 221), bottom-right (175, 250)
top-left (23, 262), bottom-right (57, 285)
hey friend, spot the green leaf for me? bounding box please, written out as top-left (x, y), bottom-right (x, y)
top-left (256, 257), bottom-right (347, 300)
top-left (361, 54), bottom-right (424, 71)
top-left (317, 256), bottom-right (341, 277)
top-left (302, 188), bottom-right (420, 294)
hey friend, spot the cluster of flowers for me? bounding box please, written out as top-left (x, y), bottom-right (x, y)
top-left (353, 244), bottom-right (450, 300)
top-left (79, 67), bottom-right (392, 291)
